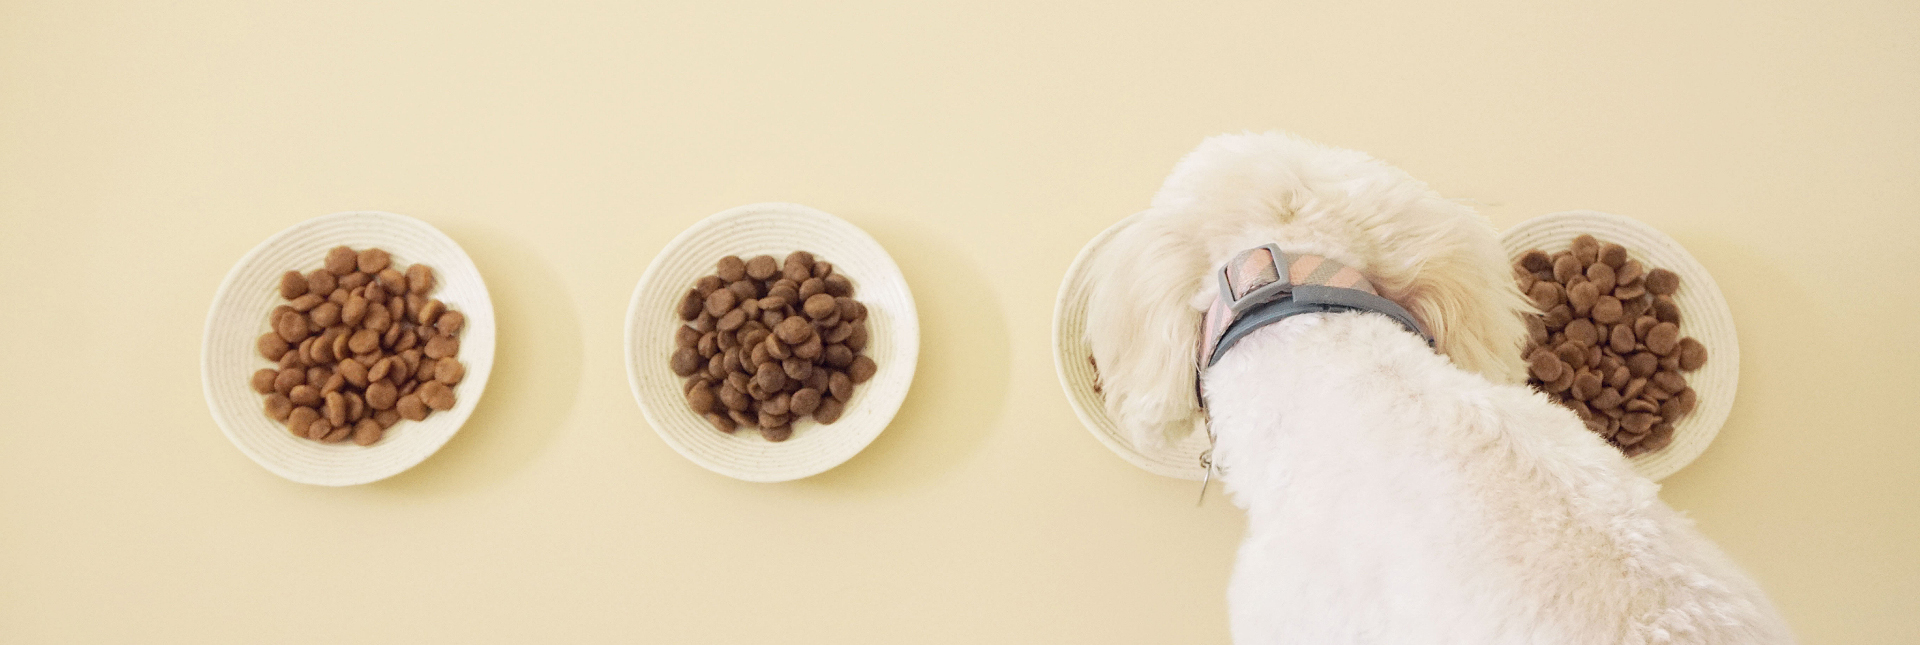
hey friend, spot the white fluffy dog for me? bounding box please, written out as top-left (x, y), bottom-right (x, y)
top-left (1085, 132), bottom-right (1792, 644)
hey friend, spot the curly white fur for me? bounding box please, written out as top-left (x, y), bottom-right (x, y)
top-left (1084, 132), bottom-right (1792, 644)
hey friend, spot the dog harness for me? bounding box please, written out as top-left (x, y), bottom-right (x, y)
top-left (1197, 243), bottom-right (1432, 371)
top-left (1190, 244), bottom-right (1433, 504)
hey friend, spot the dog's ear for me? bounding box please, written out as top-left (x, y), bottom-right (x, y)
top-left (1083, 209), bottom-right (1211, 449)
top-left (1391, 201), bottom-right (1533, 383)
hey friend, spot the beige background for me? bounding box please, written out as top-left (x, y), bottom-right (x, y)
top-left (2, 1), bottom-right (1915, 642)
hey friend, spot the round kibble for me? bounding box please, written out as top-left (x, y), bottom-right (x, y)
top-left (804, 294), bottom-right (837, 320)
top-left (1677, 338), bottom-right (1708, 371)
top-left (813, 397), bottom-right (844, 424)
top-left (324, 246), bottom-right (357, 275)
top-left (761, 425), bottom-right (793, 442)
top-left (716, 255), bottom-right (748, 282)
top-left (1586, 263), bottom-right (1616, 295)
top-left (357, 248), bottom-right (390, 273)
top-left (305, 269), bottom-right (337, 298)
top-left (406, 264), bottom-right (436, 295)
top-left (396, 394), bottom-right (428, 421)
top-left (1590, 296), bottom-right (1624, 324)
top-left (264, 393), bottom-right (294, 421)
top-left (776, 316), bottom-right (813, 344)
top-left (279, 271), bottom-right (309, 299)
top-left (436, 310), bottom-right (465, 336)
top-left (745, 255), bottom-right (779, 280)
top-left (1645, 322), bottom-right (1680, 356)
top-left (848, 355), bottom-right (876, 384)
top-left (1644, 268), bottom-right (1679, 296)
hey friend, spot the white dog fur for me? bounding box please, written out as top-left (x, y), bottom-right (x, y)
top-left (1085, 132), bottom-right (1792, 644)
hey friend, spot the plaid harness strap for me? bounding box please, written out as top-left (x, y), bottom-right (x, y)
top-left (1197, 244), bottom-right (1433, 372)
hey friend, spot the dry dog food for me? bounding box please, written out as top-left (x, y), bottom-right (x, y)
top-left (250, 246), bottom-right (467, 446)
top-left (669, 251), bottom-right (875, 442)
top-left (1516, 234), bottom-right (1707, 457)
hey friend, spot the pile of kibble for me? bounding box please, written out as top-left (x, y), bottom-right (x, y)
top-left (1517, 234), bottom-right (1707, 457)
top-left (250, 246), bottom-right (466, 446)
top-left (669, 252), bottom-right (876, 442)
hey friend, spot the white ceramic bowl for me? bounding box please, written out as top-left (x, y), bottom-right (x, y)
top-left (1502, 210), bottom-right (1740, 481)
top-left (625, 203), bottom-right (919, 482)
top-left (201, 211), bottom-right (496, 486)
top-left (1053, 212), bottom-right (1211, 481)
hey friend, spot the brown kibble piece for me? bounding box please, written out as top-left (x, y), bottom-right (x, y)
top-left (349, 329), bottom-right (381, 355)
top-left (434, 358), bottom-right (465, 385)
top-left (304, 417), bottom-right (333, 441)
top-left (1570, 235), bottom-right (1600, 265)
top-left (1552, 255), bottom-right (1581, 285)
top-left (754, 362), bottom-right (787, 393)
top-left (744, 255), bottom-right (779, 280)
top-left (1590, 296), bottom-right (1624, 324)
top-left (1599, 244), bottom-right (1627, 268)
top-left (250, 368), bottom-right (279, 394)
top-left (798, 277), bottom-right (826, 300)
top-left (828, 370), bottom-right (852, 402)
top-left (1652, 298), bottom-right (1681, 324)
top-left (1627, 352), bottom-right (1658, 378)
top-left (1519, 250), bottom-right (1552, 273)
top-left (717, 309), bottom-right (746, 331)
top-left (356, 248), bottom-right (390, 273)
top-left (279, 270), bottom-right (310, 299)
top-left (396, 394), bottom-right (429, 421)
top-left (1645, 322), bottom-right (1680, 356)
top-left (287, 406), bottom-right (319, 437)
top-left (264, 393), bottom-right (294, 421)
top-left (419, 381), bottom-right (455, 411)
top-left (1651, 371), bottom-right (1687, 395)
top-left (337, 358), bottom-right (368, 387)
top-left (275, 311), bottom-right (311, 344)
top-left (848, 355), bottom-right (876, 384)
top-left (1609, 323), bottom-right (1636, 354)
top-left (706, 412), bottom-right (737, 434)
top-left (705, 288), bottom-right (737, 318)
top-left (1677, 338), bottom-right (1708, 371)
top-left (760, 425), bottom-right (794, 442)
top-left (804, 293), bottom-right (837, 320)
top-left (351, 418), bottom-right (383, 446)
top-left (322, 246), bottom-right (357, 275)
top-left (678, 289), bottom-right (704, 321)
top-left (716, 255), bottom-right (747, 282)
top-left (1590, 388), bottom-right (1624, 411)
top-left (1571, 371), bottom-right (1603, 401)
top-left (1585, 262), bottom-right (1616, 295)
top-left (670, 348), bottom-right (702, 377)
top-left (776, 316), bottom-right (813, 344)
top-left (258, 332), bottom-right (290, 361)
top-left (1563, 319), bottom-right (1598, 346)
top-left (424, 334), bottom-right (459, 360)
top-left (1644, 268), bottom-right (1679, 296)
top-left (1528, 349), bottom-right (1563, 382)
top-left (1566, 281), bottom-right (1598, 316)
top-left (373, 409), bottom-right (400, 429)
top-left (406, 264), bottom-right (435, 295)
top-left (365, 381), bottom-right (398, 410)
top-left (823, 274), bottom-right (852, 297)
top-left (1529, 281), bottom-right (1562, 310)
top-left (687, 382), bottom-right (715, 414)
top-left (324, 391), bottom-right (347, 426)
top-left (289, 385), bottom-right (321, 407)
top-left (823, 344), bottom-right (854, 369)
top-left (813, 397), bottom-right (844, 424)
top-left (435, 310), bottom-right (465, 336)
top-left (305, 269), bottom-right (337, 297)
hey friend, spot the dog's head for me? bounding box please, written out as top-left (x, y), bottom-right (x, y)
top-left (1084, 132), bottom-right (1531, 448)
